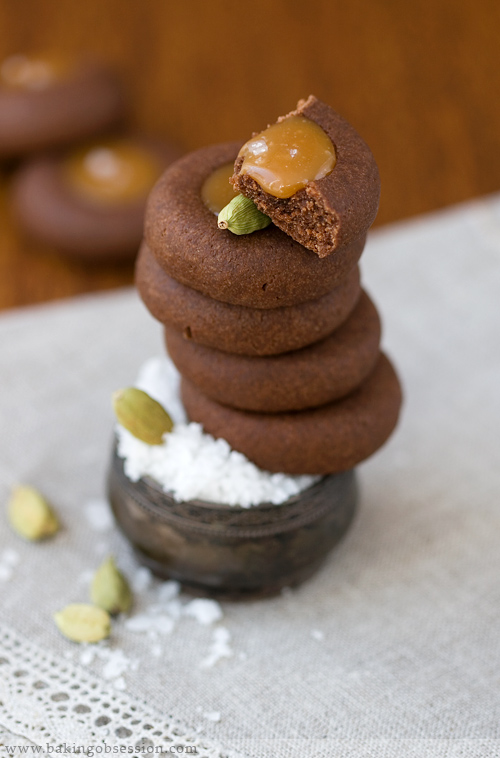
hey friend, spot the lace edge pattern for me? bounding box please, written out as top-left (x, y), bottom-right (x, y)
top-left (0, 624), bottom-right (239, 758)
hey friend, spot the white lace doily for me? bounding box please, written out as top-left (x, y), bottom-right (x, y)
top-left (0, 624), bottom-right (236, 757)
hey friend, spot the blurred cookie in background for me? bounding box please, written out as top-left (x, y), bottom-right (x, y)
top-left (10, 137), bottom-right (181, 261)
top-left (0, 53), bottom-right (126, 160)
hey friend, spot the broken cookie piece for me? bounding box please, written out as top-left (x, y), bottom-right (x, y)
top-left (231, 95), bottom-right (380, 258)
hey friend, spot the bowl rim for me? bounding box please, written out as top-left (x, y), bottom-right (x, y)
top-left (109, 442), bottom-right (358, 538)
top-left (112, 439), bottom-right (330, 512)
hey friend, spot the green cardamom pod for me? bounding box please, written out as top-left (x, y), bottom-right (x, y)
top-left (91, 556), bottom-right (132, 615)
top-left (218, 194), bottom-right (271, 235)
top-left (112, 387), bottom-right (173, 445)
top-left (54, 603), bottom-right (111, 643)
top-left (8, 485), bottom-right (60, 541)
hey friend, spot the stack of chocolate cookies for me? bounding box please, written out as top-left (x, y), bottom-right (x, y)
top-left (137, 96), bottom-right (402, 476)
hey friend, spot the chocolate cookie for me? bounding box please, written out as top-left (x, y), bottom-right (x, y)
top-left (11, 138), bottom-right (181, 261)
top-left (145, 142), bottom-right (366, 308)
top-left (136, 241), bottom-right (361, 356)
top-left (0, 55), bottom-right (125, 159)
top-left (232, 95), bottom-right (380, 258)
top-left (166, 291), bottom-right (381, 412)
top-left (181, 353), bottom-right (402, 475)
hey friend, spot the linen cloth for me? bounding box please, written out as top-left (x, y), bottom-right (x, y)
top-left (0, 194), bottom-right (500, 757)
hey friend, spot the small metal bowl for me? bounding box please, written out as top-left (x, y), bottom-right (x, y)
top-left (107, 445), bottom-right (358, 599)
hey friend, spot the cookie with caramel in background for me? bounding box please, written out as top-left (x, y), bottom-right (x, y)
top-left (0, 54), bottom-right (125, 159)
top-left (11, 137), bottom-right (181, 261)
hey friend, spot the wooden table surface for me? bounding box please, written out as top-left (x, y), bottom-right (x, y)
top-left (1, 0), bottom-right (499, 311)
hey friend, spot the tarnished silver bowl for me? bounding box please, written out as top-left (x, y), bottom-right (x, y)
top-left (108, 445), bottom-right (357, 599)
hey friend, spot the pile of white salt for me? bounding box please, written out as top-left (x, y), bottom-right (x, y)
top-left (115, 356), bottom-right (318, 508)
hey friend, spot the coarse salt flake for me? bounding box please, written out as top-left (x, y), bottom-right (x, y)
top-left (183, 598), bottom-right (223, 626)
top-left (124, 614), bottom-right (157, 633)
top-left (84, 498), bottom-right (114, 532)
top-left (102, 649), bottom-right (130, 680)
top-left (311, 629), bottom-right (325, 641)
top-left (131, 566), bottom-right (153, 593)
top-left (0, 565), bottom-right (13, 582)
top-left (79, 646), bottom-right (96, 666)
top-left (200, 626), bottom-right (233, 669)
top-left (1, 548), bottom-right (20, 566)
top-left (157, 580), bottom-right (181, 604)
top-left (203, 711), bottom-right (221, 723)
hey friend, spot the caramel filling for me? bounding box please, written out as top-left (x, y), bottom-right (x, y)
top-left (201, 162), bottom-right (238, 214)
top-left (62, 141), bottom-right (161, 204)
top-left (0, 53), bottom-right (72, 90)
top-left (238, 115), bottom-right (336, 198)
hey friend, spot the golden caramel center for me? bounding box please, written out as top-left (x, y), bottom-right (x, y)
top-left (0, 53), bottom-right (72, 90)
top-left (238, 115), bottom-right (336, 198)
top-left (201, 162), bottom-right (239, 214)
top-left (62, 141), bottom-right (161, 204)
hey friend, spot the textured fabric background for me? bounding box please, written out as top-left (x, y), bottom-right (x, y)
top-left (1, 195), bottom-right (500, 757)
